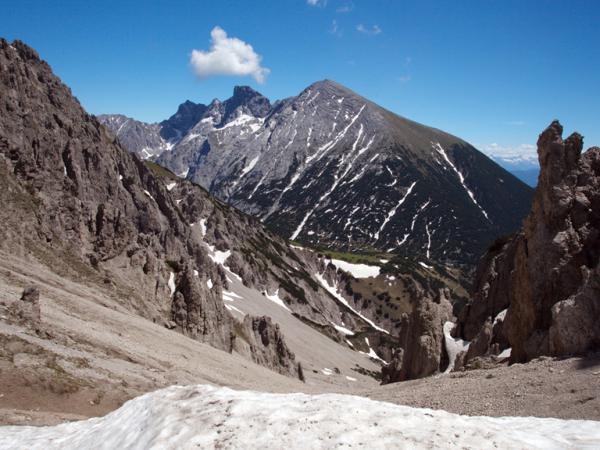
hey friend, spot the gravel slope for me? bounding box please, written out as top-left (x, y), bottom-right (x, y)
top-left (363, 353), bottom-right (600, 420)
top-left (1, 249), bottom-right (599, 427)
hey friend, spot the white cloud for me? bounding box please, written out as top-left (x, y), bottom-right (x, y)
top-left (336, 3), bottom-right (353, 13)
top-left (357, 24), bottom-right (382, 35)
top-left (307, 0), bottom-right (326, 6)
top-left (190, 27), bottom-right (270, 84)
top-left (479, 143), bottom-right (538, 164)
top-left (397, 75), bottom-right (411, 83)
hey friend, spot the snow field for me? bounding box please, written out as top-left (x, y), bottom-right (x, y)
top-left (1, 384), bottom-right (598, 450)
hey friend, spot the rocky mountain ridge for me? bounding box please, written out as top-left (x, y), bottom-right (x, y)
top-left (0, 38), bottom-right (385, 379)
top-left (457, 120), bottom-right (600, 365)
top-left (2, 38), bottom-right (475, 385)
top-left (100, 81), bottom-right (533, 266)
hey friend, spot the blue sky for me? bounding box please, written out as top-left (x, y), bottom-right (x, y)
top-left (2, 0), bottom-right (599, 161)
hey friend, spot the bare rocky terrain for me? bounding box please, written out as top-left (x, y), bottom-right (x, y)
top-left (367, 353), bottom-right (600, 420)
top-left (0, 251), bottom-right (379, 426)
top-left (1, 251), bottom-right (598, 427)
top-left (0, 37), bottom-right (599, 438)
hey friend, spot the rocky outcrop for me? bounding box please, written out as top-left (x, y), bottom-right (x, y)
top-left (159, 100), bottom-right (208, 142)
top-left (8, 286), bottom-right (41, 326)
top-left (456, 234), bottom-right (516, 341)
top-left (233, 316), bottom-right (298, 377)
top-left (95, 114), bottom-right (168, 160)
top-left (459, 121), bottom-right (600, 363)
top-left (0, 38), bottom-right (237, 351)
top-left (382, 288), bottom-right (453, 383)
top-left (220, 85), bottom-right (271, 124)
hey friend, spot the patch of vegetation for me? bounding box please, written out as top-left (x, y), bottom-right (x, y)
top-left (144, 161), bottom-right (179, 180)
top-left (316, 249), bottom-right (387, 266)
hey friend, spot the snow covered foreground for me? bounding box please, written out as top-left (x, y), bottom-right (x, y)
top-left (1, 385), bottom-right (599, 450)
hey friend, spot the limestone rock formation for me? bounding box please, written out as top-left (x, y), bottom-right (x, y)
top-left (382, 288), bottom-right (453, 383)
top-left (233, 315), bottom-right (298, 378)
top-left (459, 121), bottom-right (600, 363)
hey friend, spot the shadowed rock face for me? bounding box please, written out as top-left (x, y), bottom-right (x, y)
top-left (459, 121), bottom-right (600, 363)
top-left (382, 289), bottom-right (452, 383)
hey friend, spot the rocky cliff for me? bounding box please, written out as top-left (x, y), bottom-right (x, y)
top-left (458, 121), bottom-right (600, 363)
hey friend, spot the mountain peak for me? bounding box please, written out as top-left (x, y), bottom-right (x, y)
top-left (159, 100), bottom-right (208, 141)
top-left (232, 85), bottom-right (263, 99)
top-left (307, 79), bottom-right (355, 96)
top-left (1, 39), bottom-right (41, 62)
top-left (222, 85), bottom-right (271, 122)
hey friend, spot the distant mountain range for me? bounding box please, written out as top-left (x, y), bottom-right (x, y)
top-left (100, 82), bottom-right (533, 265)
top-left (486, 155), bottom-right (539, 187)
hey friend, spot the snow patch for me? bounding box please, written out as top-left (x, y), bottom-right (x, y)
top-left (216, 114), bottom-right (257, 130)
top-left (264, 289), bottom-right (291, 312)
top-left (315, 273), bottom-right (389, 334)
top-left (374, 181), bottom-right (417, 241)
top-left (209, 249), bottom-right (231, 265)
top-left (167, 272), bottom-right (176, 296)
top-left (225, 304), bottom-right (244, 315)
top-left (494, 308), bottom-right (507, 325)
top-left (443, 321), bottom-right (470, 373)
top-left (498, 347), bottom-right (512, 358)
top-left (306, 104), bottom-right (366, 164)
top-left (2, 384), bottom-right (597, 450)
top-left (240, 155), bottom-right (260, 178)
top-left (432, 142), bottom-right (490, 221)
top-left (143, 190), bottom-right (156, 202)
top-left (328, 259), bottom-right (380, 279)
top-left (425, 222), bottom-right (432, 259)
top-left (223, 290), bottom-right (243, 302)
top-left (329, 321), bottom-right (355, 336)
top-left (199, 218), bottom-right (207, 237)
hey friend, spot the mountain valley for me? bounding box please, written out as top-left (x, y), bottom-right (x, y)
top-left (0, 36), bottom-right (599, 449)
